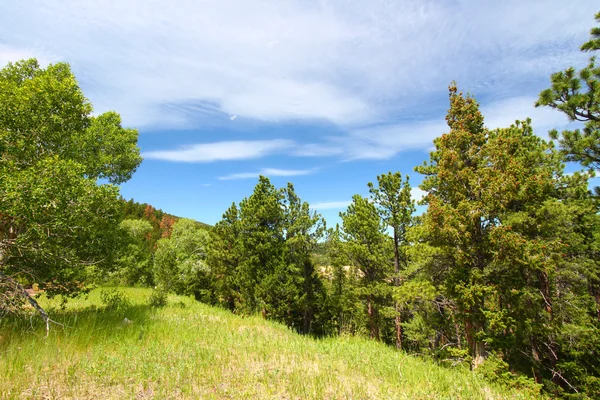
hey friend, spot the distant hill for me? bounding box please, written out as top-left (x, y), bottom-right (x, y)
top-left (120, 197), bottom-right (210, 247)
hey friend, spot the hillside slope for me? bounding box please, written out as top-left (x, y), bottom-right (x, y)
top-left (0, 288), bottom-right (537, 399)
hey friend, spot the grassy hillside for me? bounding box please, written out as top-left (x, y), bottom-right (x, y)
top-left (0, 288), bottom-right (537, 399)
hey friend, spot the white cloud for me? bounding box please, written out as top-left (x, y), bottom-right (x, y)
top-left (411, 187), bottom-right (427, 202)
top-left (0, 1), bottom-right (595, 129)
top-left (292, 119), bottom-right (446, 161)
top-left (0, 44), bottom-right (56, 67)
top-left (294, 143), bottom-right (344, 157)
top-left (295, 92), bottom-right (580, 161)
top-left (218, 172), bottom-right (261, 180)
top-left (480, 96), bottom-right (575, 135)
top-left (311, 200), bottom-right (352, 210)
top-left (218, 167), bottom-right (314, 180)
top-left (143, 139), bottom-right (294, 162)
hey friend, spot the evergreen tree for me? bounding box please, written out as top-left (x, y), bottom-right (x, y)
top-left (325, 224), bottom-right (370, 337)
top-left (537, 12), bottom-right (600, 172)
top-left (368, 172), bottom-right (415, 349)
top-left (340, 194), bottom-right (392, 340)
top-left (416, 84), bottom-right (599, 395)
top-left (282, 183), bottom-right (326, 333)
top-left (237, 176), bottom-right (286, 315)
top-left (208, 203), bottom-right (242, 311)
top-left (415, 84), bottom-right (491, 367)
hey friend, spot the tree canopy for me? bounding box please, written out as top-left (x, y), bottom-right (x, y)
top-left (0, 59), bottom-right (141, 322)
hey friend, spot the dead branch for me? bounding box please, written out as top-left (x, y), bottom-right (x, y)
top-left (0, 270), bottom-right (62, 336)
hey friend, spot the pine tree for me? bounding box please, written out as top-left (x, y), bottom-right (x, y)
top-left (368, 172), bottom-right (415, 349)
top-left (237, 176), bottom-right (286, 315)
top-left (415, 84), bottom-right (491, 367)
top-left (416, 84), bottom-right (599, 394)
top-left (340, 194), bottom-right (392, 340)
top-left (536, 12), bottom-right (600, 172)
top-left (208, 202), bottom-right (242, 311)
top-left (282, 183), bottom-right (325, 334)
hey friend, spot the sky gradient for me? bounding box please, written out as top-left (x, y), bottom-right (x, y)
top-left (1, 1), bottom-right (597, 225)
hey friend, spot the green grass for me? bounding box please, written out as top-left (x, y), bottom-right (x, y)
top-left (1, 288), bottom-right (537, 399)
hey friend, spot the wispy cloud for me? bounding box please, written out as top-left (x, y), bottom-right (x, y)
top-left (292, 119), bottom-right (446, 161)
top-left (294, 93), bottom-right (579, 161)
top-left (0, 1), bottom-right (595, 130)
top-left (218, 167), bottom-right (315, 180)
top-left (311, 200), bottom-right (352, 210)
top-left (143, 140), bottom-right (294, 162)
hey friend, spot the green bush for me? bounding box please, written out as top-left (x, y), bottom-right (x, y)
top-left (100, 289), bottom-right (132, 311)
top-left (148, 289), bottom-right (168, 308)
top-left (475, 352), bottom-right (542, 397)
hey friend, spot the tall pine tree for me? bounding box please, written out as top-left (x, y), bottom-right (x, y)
top-left (340, 194), bottom-right (392, 340)
top-left (368, 172), bottom-right (415, 349)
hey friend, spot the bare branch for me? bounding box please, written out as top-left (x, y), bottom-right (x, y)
top-left (0, 270), bottom-right (62, 336)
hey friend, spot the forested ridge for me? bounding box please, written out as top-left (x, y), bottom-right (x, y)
top-left (2, 11), bottom-right (600, 399)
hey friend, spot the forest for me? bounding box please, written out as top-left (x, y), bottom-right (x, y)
top-left (1, 11), bottom-right (600, 400)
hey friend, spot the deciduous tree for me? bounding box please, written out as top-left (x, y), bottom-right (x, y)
top-left (0, 59), bottom-right (141, 327)
top-left (153, 219), bottom-right (211, 300)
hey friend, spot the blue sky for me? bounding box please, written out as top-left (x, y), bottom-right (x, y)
top-left (1, 1), bottom-right (598, 226)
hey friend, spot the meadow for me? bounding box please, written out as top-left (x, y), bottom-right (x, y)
top-left (0, 288), bottom-right (538, 399)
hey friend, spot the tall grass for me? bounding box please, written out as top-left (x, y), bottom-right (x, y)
top-left (0, 288), bottom-right (538, 399)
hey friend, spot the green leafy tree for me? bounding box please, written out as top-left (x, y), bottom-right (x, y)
top-left (536, 12), bottom-right (600, 171)
top-left (153, 219), bottom-right (211, 301)
top-left (114, 219), bottom-right (153, 286)
top-left (340, 194), bottom-right (392, 340)
top-left (0, 59), bottom-right (141, 328)
top-left (369, 172), bottom-right (415, 349)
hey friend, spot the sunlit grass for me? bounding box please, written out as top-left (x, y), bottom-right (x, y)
top-left (0, 287), bottom-right (537, 399)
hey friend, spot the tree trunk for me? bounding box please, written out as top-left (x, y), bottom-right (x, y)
top-left (302, 259), bottom-right (314, 335)
top-left (395, 303), bottom-right (402, 350)
top-left (451, 309), bottom-right (462, 349)
top-left (531, 338), bottom-right (544, 384)
top-left (593, 285), bottom-right (600, 322)
top-left (596, 291), bottom-right (600, 322)
top-left (393, 228), bottom-right (402, 349)
top-left (539, 271), bottom-right (560, 386)
top-left (472, 339), bottom-right (487, 368)
top-left (367, 295), bottom-right (380, 340)
top-left (465, 313), bottom-right (486, 369)
top-left (539, 271), bottom-right (552, 314)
